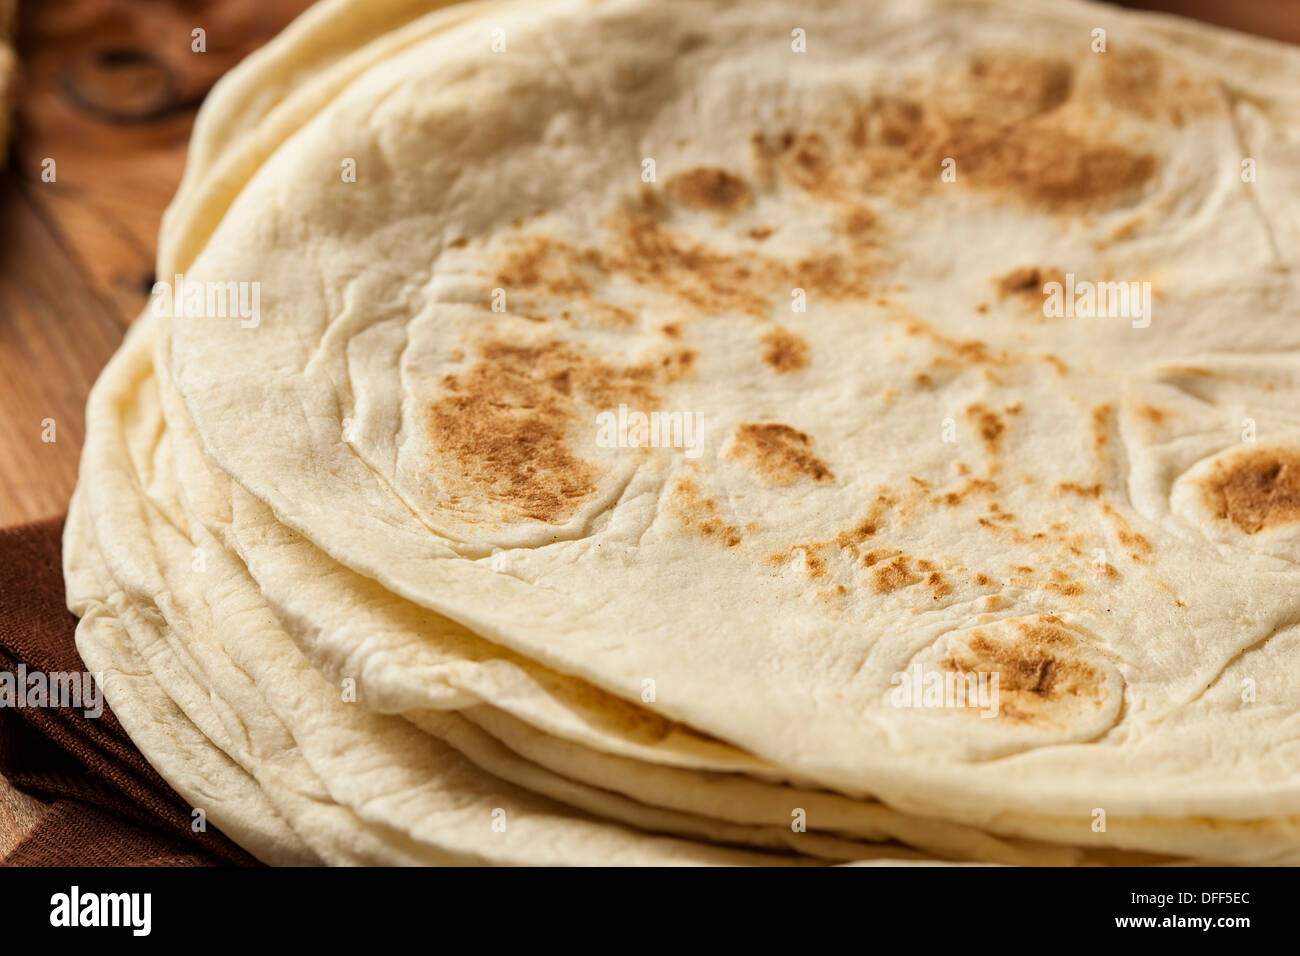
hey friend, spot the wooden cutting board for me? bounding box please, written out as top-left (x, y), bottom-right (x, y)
top-left (0, 0), bottom-right (312, 859)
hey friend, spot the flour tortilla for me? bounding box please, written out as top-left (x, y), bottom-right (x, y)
top-left (164, 0), bottom-right (1300, 842)
top-left (153, 0), bottom-right (783, 777)
top-left (75, 313), bottom-right (938, 865)
top-left (160, 0), bottom-right (528, 278)
top-left (65, 487), bottom-right (320, 866)
top-left (157, 324), bottom-right (772, 774)
top-left (156, 325), bottom-right (1140, 866)
top-left (88, 312), bottom-right (1212, 865)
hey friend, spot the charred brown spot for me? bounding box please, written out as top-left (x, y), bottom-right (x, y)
top-left (659, 348), bottom-right (697, 381)
top-left (941, 617), bottom-right (1105, 725)
top-left (783, 131), bottom-right (834, 194)
top-left (996, 266), bottom-right (1065, 304)
top-left (1092, 404), bottom-right (1112, 452)
top-left (794, 546), bottom-right (829, 579)
top-left (426, 341), bottom-right (656, 524)
top-left (728, 423), bottom-right (833, 485)
top-left (671, 476), bottom-right (743, 547)
top-left (1056, 481), bottom-right (1102, 498)
top-left (1135, 404), bottom-right (1170, 426)
top-left (841, 204), bottom-right (879, 237)
top-left (1045, 568), bottom-right (1084, 597)
top-left (761, 327), bottom-right (810, 374)
top-left (1204, 447), bottom-right (1300, 534)
top-left (903, 315), bottom-right (1011, 369)
top-left (928, 571), bottom-right (953, 599)
top-left (496, 186), bottom-right (880, 322)
top-left (872, 556), bottom-right (922, 593)
top-left (495, 236), bottom-right (593, 298)
top-left (790, 250), bottom-right (876, 299)
top-left (1097, 46), bottom-right (1222, 126)
top-left (665, 167), bottom-right (753, 214)
top-left (966, 403), bottom-right (1007, 453)
top-left (861, 548), bottom-right (898, 567)
top-left (1102, 502), bottom-right (1153, 560)
top-left (606, 213), bottom-right (774, 317)
top-left (841, 54), bottom-right (1154, 211)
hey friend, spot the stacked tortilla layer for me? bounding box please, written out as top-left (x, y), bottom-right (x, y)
top-left (67, 0), bottom-right (1300, 864)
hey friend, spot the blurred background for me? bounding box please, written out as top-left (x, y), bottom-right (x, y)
top-left (0, 0), bottom-right (311, 531)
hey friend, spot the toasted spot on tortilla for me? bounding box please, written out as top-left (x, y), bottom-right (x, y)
top-left (728, 423), bottom-right (833, 485)
top-left (862, 547), bottom-right (899, 567)
top-left (607, 212), bottom-right (773, 316)
top-left (902, 314), bottom-right (1011, 368)
top-left (996, 265), bottom-right (1065, 305)
top-left (1092, 403), bottom-right (1112, 451)
top-left (927, 570), bottom-right (953, 599)
top-left (841, 204), bottom-right (879, 237)
top-left (670, 476), bottom-right (743, 546)
top-left (1203, 446), bottom-right (1300, 534)
top-left (760, 327), bottom-right (810, 373)
top-left (966, 403), bottom-right (1007, 453)
top-left (1097, 45), bottom-right (1223, 126)
top-left (1134, 404), bottom-right (1170, 426)
top-left (954, 122), bottom-right (1154, 209)
top-left (835, 499), bottom-right (894, 552)
top-left (1101, 502), bottom-right (1153, 560)
top-left (944, 477), bottom-right (1000, 508)
top-left (659, 348), bottom-right (697, 381)
top-left (1056, 481), bottom-right (1102, 498)
top-left (781, 130), bottom-right (834, 194)
top-left (941, 616), bottom-right (1106, 725)
top-left (494, 235), bottom-right (593, 298)
top-left (843, 54), bottom-right (1154, 210)
top-left (776, 545), bottom-right (829, 579)
top-left (665, 167), bottom-right (753, 214)
top-left (871, 555), bottom-right (922, 593)
top-left (790, 249), bottom-right (877, 299)
top-left (425, 341), bottom-right (657, 524)
top-left (1045, 568), bottom-right (1084, 597)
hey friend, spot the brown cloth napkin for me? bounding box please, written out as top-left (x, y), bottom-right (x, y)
top-left (0, 516), bottom-right (260, 866)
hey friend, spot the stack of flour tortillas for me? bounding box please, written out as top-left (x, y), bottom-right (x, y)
top-left (65, 0), bottom-right (1300, 865)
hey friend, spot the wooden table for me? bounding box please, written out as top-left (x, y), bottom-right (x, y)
top-left (0, 0), bottom-right (311, 859)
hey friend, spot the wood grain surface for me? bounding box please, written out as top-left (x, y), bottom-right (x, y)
top-left (0, 0), bottom-right (311, 860)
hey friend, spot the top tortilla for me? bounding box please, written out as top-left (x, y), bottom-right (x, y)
top-left (151, 0), bottom-right (1300, 835)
